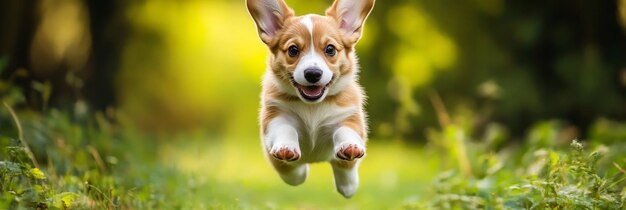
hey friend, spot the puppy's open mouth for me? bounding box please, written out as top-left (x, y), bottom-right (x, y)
top-left (296, 84), bottom-right (326, 101)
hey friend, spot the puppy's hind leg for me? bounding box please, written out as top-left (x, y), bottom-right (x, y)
top-left (269, 158), bottom-right (309, 186)
top-left (331, 159), bottom-right (361, 198)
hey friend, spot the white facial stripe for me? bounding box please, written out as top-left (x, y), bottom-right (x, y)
top-left (301, 15), bottom-right (313, 33)
top-left (294, 15), bottom-right (333, 87)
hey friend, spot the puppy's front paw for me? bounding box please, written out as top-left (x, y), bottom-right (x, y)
top-left (336, 144), bottom-right (365, 161)
top-left (270, 146), bottom-right (300, 162)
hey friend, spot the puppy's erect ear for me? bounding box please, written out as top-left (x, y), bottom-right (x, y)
top-left (326, 0), bottom-right (375, 44)
top-left (247, 0), bottom-right (294, 45)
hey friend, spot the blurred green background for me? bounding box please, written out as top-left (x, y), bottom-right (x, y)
top-left (1, 0), bottom-right (625, 139)
top-left (1, 0), bottom-right (626, 208)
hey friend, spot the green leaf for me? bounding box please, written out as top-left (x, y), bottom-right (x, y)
top-left (50, 192), bottom-right (80, 209)
top-left (30, 168), bottom-right (46, 180)
top-left (549, 151), bottom-right (560, 168)
top-left (31, 81), bottom-right (52, 109)
top-left (0, 160), bottom-right (21, 175)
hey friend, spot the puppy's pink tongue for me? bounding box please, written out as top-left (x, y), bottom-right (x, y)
top-left (302, 86), bottom-right (324, 97)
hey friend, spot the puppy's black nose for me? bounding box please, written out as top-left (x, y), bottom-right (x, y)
top-left (304, 68), bottom-right (322, 83)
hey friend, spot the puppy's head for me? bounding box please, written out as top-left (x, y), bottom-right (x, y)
top-left (247, 0), bottom-right (374, 103)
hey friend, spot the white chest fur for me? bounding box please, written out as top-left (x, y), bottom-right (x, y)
top-left (270, 99), bottom-right (358, 162)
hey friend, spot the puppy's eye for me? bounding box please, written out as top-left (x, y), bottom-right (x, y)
top-left (288, 45), bottom-right (299, 57)
top-left (325, 44), bottom-right (336, 56)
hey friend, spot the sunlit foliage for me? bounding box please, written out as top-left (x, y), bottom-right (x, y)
top-left (0, 0), bottom-right (625, 208)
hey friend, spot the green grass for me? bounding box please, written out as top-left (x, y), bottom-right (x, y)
top-left (1, 106), bottom-right (625, 209)
top-left (160, 139), bottom-right (437, 209)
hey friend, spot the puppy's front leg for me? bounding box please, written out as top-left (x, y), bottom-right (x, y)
top-left (331, 126), bottom-right (366, 198)
top-left (265, 115), bottom-right (308, 185)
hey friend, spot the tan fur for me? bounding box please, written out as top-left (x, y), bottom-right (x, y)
top-left (260, 80), bottom-right (298, 134)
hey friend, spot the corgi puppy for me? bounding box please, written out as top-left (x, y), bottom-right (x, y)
top-left (247, 0), bottom-right (374, 198)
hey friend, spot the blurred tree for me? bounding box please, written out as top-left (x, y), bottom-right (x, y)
top-left (0, 0), bottom-right (39, 107)
top-left (0, 0), bottom-right (128, 112)
top-left (370, 0), bottom-right (626, 139)
top-left (84, 0), bottom-right (129, 111)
